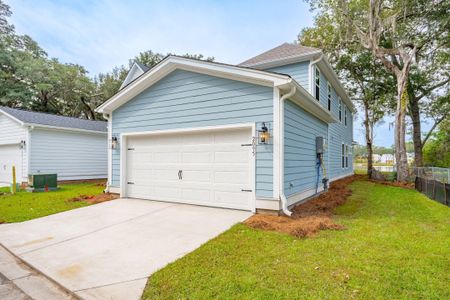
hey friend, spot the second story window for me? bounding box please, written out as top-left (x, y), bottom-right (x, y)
top-left (315, 67), bottom-right (320, 101)
top-left (338, 98), bottom-right (342, 121)
top-left (344, 107), bottom-right (347, 126)
top-left (327, 83), bottom-right (332, 111)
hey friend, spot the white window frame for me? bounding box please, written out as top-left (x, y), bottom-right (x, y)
top-left (338, 97), bottom-right (342, 122)
top-left (327, 83), bottom-right (332, 111)
top-left (314, 67), bottom-right (320, 101)
top-left (345, 144), bottom-right (349, 168)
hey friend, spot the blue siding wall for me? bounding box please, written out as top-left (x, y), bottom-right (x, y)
top-left (280, 62), bottom-right (353, 181)
top-left (267, 61), bottom-right (310, 91)
top-left (111, 69), bottom-right (274, 197)
top-left (284, 99), bottom-right (328, 196)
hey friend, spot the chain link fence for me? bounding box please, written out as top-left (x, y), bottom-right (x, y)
top-left (413, 167), bottom-right (449, 206)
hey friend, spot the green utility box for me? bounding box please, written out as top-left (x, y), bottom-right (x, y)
top-left (27, 174), bottom-right (59, 192)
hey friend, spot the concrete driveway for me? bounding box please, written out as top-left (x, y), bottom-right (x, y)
top-left (0, 199), bottom-right (251, 299)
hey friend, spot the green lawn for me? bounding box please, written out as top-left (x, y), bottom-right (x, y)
top-left (143, 180), bottom-right (450, 299)
top-left (0, 183), bottom-right (105, 223)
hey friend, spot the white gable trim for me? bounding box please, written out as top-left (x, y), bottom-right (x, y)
top-left (119, 62), bottom-right (146, 90)
top-left (96, 56), bottom-right (292, 114)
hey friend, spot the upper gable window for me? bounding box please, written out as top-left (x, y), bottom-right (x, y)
top-left (338, 98), bottom-right (342, 121)
top-left (314, 67), bottom-right (320, 101)
top-left (327, 83), bottom-right (332, 111)
top-left (344, 107), bottom-right (347, 126)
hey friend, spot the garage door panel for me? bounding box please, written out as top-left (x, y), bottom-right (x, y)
top-left (181, 170), bottom-right (211, 182)
top-left (215, 151), bottom-right (249, 163)
top-left (214, 171), bottom-right (249, 184)
top-left (126, 127), bottom-right (254, 211)
top-left (181, 151), bottom-right (213, 163)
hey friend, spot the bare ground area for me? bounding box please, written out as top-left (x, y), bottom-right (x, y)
top-left (67, 193), bottom-right (119, 204)
top-left (245, 175), bottom-right (361, 238)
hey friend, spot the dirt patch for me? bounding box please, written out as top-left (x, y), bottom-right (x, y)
top-left (67, 193), bottom-right (119, 204)
top-left (245, 175), bottom-right (360, 238)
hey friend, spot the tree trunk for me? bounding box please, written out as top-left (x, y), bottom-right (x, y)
top-left (409, 95), bottom-right (423, 167)
top-left (395, 75), bottom-right (409, 182)
top-left (364, 102), bottom-right (374, 178)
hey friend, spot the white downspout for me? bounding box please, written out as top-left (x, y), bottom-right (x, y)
top-left (279, 85), bottom-right (296, 216)
top-left (309, 54), bottom-right (323, 94)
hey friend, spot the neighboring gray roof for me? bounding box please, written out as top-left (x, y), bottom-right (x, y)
top-left (239, 42), bottom-right (321, 67)
top-left (0, 106), bottom-right (107, 133)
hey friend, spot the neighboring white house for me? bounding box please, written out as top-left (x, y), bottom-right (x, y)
top-left (373, 154), bottom-right (382, 163)
top-left (0, 107), bottom-right (107, 186)
top-left (380, 154), bottom-right (395, 164)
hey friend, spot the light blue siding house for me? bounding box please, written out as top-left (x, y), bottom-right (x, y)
top-left (96, 43), bottom-right (355, 214)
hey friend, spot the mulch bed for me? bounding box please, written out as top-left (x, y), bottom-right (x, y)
top-left (245, 175), bottom-right (361, 238)
top-left (67, 193), bottom-right (119, 204)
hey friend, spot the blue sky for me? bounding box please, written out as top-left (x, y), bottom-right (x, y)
top-left (6, 0), bottom-right (427, 147)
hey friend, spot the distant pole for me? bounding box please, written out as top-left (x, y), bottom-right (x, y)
top-left (12, 166), bottom-right (16, 194)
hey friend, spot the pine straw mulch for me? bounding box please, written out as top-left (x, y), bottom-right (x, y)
top-left (244, 175), bottom-right (362, 238)
top-left (67, 193), bottom-right (119, 204)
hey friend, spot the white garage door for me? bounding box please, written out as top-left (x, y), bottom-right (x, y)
top-left (125, 127), bottom-right (254, 211)
top-left (0, 144), bottom-right (23, 186)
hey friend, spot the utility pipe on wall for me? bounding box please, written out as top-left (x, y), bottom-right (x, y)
top-left (279, 85), bottom-right (296, 216)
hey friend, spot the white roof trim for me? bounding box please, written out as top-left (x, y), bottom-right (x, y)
top-left (278, 81), bottom-right (338, 123)
top-left (96, 56), bottom-right (292, 114)
top-left (26, 123), bottom-right (107, 134)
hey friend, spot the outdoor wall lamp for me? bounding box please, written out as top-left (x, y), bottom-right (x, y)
top-left (258, 122), bottom-right (269, 144)
top-left (111, 137), bottom-right (118, 149)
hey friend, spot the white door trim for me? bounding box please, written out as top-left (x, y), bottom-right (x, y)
top-left (120, 123), bottom-right (256, 212)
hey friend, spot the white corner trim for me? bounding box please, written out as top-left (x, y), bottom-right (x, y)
top-left (96, 56), bottom-right (292, 114)
top-left (272, 87), bottom-right (280, 199)
top-left (108, 186), bottom-right (121, 194)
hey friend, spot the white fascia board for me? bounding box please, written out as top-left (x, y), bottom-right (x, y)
top-left (25, 123), bottom-right (107, 135)
top-left (96, 56), bottom-right (291, 114)
top-left (239, 51), bottom-right (322, 70)
top-left (0, 109), bottom-right (25, 126)
top-left (317, 58), bottom-right (356, 113)
top-left (278, 80), bottom-right (338, 124)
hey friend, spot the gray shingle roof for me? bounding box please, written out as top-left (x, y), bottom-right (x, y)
top-left (239, 43), bottom-right (321, 67)
top-left (0, 107), bottom-right (107, 133)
